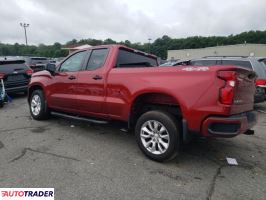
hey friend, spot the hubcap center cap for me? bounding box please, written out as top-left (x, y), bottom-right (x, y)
top-left (154, 134), bottom-right (159, 142)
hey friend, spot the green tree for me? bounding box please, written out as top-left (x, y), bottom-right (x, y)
top-left (0, 30), bottom-right (265, 59)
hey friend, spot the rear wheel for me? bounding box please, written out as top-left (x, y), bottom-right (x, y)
top-left (0, 100), bottom-right (3, 108)
top-left (135, 110), bottom-right (180, 162)
top-left (30, 90), bottom-right (50, 120)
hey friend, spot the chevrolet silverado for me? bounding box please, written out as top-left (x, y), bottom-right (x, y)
top-left (28, 45), bottom-right (257, 161)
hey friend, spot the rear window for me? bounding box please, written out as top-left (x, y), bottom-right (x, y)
top-left (116, 49), bottom-right (157, 68)
top-left (222, 60), bottom-right (252, 69)
top-left (0, 61), bottom-right (28, 72)
top-left (190, 60), bottom-right (217, 66)
top-left (0, 63), bottom-right (27, 69)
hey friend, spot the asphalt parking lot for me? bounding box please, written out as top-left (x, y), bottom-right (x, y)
top-left (0, 95), bottom-right (266, 200)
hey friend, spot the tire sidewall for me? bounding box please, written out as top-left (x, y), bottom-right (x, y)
top-left (135, 110), bottom-right (180, 162)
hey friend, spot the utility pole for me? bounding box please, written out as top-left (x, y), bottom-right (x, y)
top-left (148, 38), bottom-right (152, 53)
top-left (20, 23), bottom-right (29, 45)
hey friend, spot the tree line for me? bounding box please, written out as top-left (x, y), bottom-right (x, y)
top-left (0, 30), bottom-right (265, 59)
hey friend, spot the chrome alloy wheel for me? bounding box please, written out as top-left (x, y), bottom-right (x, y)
top-left (31, 94), bottom-right (41, 116)
top-left (140, 120), bottom-right (170, 155)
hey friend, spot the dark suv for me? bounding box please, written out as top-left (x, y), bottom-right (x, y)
top-left (174, 56), bottom-right (266, 103)
top-left (0, 60), bottom-right (33, 94)
top-left (24, 57), bottom-right (49, 72)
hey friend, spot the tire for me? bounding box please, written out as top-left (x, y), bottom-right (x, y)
top-left (0, 100), bottom-right (3, 108)
top-left (135, 110), bottom-right (180, 162)
top-left (29, 90), bottom-right (50, 120)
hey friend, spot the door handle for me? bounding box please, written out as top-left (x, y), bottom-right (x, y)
top-left (68, 75), bottom-right (76, 80)
top-left (92, 75), bottom-right (102, 80)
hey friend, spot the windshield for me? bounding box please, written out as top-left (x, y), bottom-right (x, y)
top-left (221, 60), bottom-right (253, 69)
top-left (160, 61), bottom-right (179, 66)
top-left (258, 59), bottom-right (266, 74)
top-left (259, 59), bottom-right (266, 66)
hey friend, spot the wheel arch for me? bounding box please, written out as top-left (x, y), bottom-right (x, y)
top-left (28, 84), bottom-right (45, 104)
top-left (128, 91), bottom-right (184, 129)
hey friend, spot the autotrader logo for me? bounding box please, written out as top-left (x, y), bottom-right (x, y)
top-left (0, 188), bottom-right (54, 199)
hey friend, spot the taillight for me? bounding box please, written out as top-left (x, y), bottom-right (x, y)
top-left (255, 79), bottom-right (266, 87)
top-left (218, 71), bottom-right (237, 105)
top-left (0, 73), bottom-right (5, 79)
top-left (26, 69), bottom-right (33, 76)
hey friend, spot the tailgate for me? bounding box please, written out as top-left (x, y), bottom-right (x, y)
top-left (217, 66), bottom-right (256, 114)
top-left (233, 68), bottom-right (256, 105)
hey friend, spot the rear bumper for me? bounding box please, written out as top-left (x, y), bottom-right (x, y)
top-left (6, 85), bottom-right (28, 93)
top-left (202, 111), bottom-right (257, 137)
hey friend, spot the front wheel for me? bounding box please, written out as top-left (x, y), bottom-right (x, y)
top-left (135, 110), bottom-right (180, 162)
top-left (30, 90), bottom-right (50, 120)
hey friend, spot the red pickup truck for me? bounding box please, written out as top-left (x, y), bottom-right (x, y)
top-left (28, 45), bottom-right (257, 161)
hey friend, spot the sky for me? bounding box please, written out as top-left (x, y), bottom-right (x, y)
top-left (0, 0), bottom-right (265, 45)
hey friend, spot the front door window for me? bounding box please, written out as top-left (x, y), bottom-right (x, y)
top-left (60, 51), bottom-right (87, 72)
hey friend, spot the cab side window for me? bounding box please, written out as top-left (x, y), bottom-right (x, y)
top-left (86, 49), bottom-right (108, 70)
top-left (60, 51), bottom-right (87, 72)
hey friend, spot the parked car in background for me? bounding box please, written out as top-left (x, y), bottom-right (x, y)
top-left (160, 60), bottom-right (179, 66)
top-left (28, 45), bottom-right (257, 161)
top-left (0, 60), bottom-right (33, 94)
top-left (173, 56), bottom-right (266, 103)
top-left (55, 57), bottom-right (65, 66)
top-left (0, 71), bottom-right (8, 107)
top-left (24, 57), bottom-right (49, 73)
top-left (49, 59), bottom-right (56, 64)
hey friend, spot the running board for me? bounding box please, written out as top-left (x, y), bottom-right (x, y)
top-left (51, 111), bottom-right (108, 124)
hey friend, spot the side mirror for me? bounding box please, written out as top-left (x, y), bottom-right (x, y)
top-left (46, 63), bottom-right (56, 75)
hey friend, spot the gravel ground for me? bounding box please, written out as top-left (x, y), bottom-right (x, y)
top-left (0, 94), bottom-right (266, 200)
